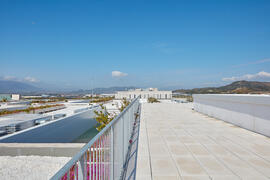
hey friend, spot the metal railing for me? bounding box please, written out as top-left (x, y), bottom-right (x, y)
top-left (51, 97), bottom-right (140, 180)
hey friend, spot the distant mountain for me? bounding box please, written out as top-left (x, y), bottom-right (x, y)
top-left (0, 80), bottom-right (41, 94)
top-left (70, 86), bottom-right (137, 95)
top-left (0, 81), bottom-right (137, 95)
top-left (173, 81), bottom-right (270, 94)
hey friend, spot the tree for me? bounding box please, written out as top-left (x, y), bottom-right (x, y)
top-left (94, 98), bottom-right (130, 131)
top-left (118, 98), bottom-right (130, 112)
top-left (94, 104), bottom-right (115, 131)
top-left (1, 98), bottom-right (8, 102)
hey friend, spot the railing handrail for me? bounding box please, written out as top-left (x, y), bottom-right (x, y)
top-left (51, 97), bottom-right (140, 179)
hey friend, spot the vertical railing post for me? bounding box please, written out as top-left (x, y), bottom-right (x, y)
top-left (122, 116), bottom-right (125, 166)
top-left (110, 126), bottom-right (114, 180)
top-left (132, 104), bottom-right (134, 130)
top-left (98, 136), bottom-right (102, 180)
top-left (78, 154), bottom-right (84, 180)
top-left (96, 140), bottom-right (98, 180)
top-left (89, 148), bottom-right (91, 180)
top-left (129, 106), bottom-right (132, 137)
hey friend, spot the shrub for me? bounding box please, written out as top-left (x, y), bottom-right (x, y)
top-left (94, 98), bottom-right (130, 131)
top-left (94, 107), bottom-right (114, 132)
top-left (89, 96), bottom-right (114, 103)
top-left (118, 98), bottom-right (130, 112)
top-left (148, 97), bottom-right (160, 103)
top-left (0, 104), bottom-right (63, 116)
top-left (186, 96), bottom-right (193, 102)
top-left (1, 98), bottom-right (8, 102)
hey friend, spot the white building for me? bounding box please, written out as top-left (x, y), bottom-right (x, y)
top-left (115, 88), bottom-right (172, 100)
top-left (11, 94), bottom-right (20, 101)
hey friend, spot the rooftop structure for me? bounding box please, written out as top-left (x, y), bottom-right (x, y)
top-left (115, 88), bottom-right (172, 100)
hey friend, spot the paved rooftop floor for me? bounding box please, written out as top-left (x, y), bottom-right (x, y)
top-left (136, 102), bottom-right (270, 180)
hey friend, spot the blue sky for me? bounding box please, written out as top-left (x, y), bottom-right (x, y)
top-left (1, 0), bottom-right (270, 90)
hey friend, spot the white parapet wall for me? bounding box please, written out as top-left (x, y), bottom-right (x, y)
top-left (193, 94), bottom-right (270, 137)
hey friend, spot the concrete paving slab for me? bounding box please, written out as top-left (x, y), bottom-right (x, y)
top-left (151, 157), bottom-right (179, 176)
top-left (175, 156), bottom-right (208, 176)
top-left (181, 176), bottom-right (210, 180)
top-left (153, 175), bottom-right (180, 180)
top-left (136, 102), bottom-right (270, 180)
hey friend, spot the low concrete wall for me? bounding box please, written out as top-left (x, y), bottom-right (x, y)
top-left (0, 143), bottom-right (84, 157)
top-left (193, 94), bottom-right (270, 137)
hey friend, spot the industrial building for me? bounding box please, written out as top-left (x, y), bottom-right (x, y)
top-left (115, 88), bottom-right (172, 100)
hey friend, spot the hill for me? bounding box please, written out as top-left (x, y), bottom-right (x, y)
top-left (0, 80), bottom-right (41, 94)
top-left (173, 81), bottom-right (270, 94)
top-left (70, 86), bottom-right (137, 95)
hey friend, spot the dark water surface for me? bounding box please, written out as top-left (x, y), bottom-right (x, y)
top-left (0, 109), bottom-right (99, 143)
top-left (72, 126), bottom-right (98, 143)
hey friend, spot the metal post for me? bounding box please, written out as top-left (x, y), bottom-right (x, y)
top-left (96, 141), bottom-right (98, 180)
top-left (122, 116), bottom-right (125, 166)
top-left (129, 107), bottom-right (132, 137)
top-left (94, 142), bottom-right (96, 180)
top-left (78, 155), bottom-right (84, 180)
top-left (110, 126), bottom-right (114, 180)
top-left (99, 137), bottom-right (101, 180)
top-left (89, 148), bottom-right (91, 180)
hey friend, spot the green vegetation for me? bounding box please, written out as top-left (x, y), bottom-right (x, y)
top-left (118, 98), bottom-right (130, 111)
top-left (94, 105), bottom-right (114, 131)
top-left (186, 96), bottom-right (193, 102)
top-left (0, 104), bottom-right (63, 116)
top-left (22, 97), bottom-right (68, 105)
top-left (148, 97), bottom-right (160, 103)
top-left (89, 96), bottom-right (114, 103)
top-left (173, 95), bottom-right (193, 102)
top-left (94, 98), bottom-right (130, 131)
top-left (31, 100), bottom-right (62, 104)
top-left (1, 98), bottom-right (8, 102)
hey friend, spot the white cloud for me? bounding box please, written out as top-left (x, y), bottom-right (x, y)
top-left (2, 76), bottom-right (17, 81)
top-left (233, 58), bottom-right (270, 68)
top-left (1, 76), bottom-right (39, 83)
top-left (24, 76), bottom-right (39, 83)
top-left (112, 71), bottom-right (128, 78)
top-left (222, 71), bottom-right (270, 82)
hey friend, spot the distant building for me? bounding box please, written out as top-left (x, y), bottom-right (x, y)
top-left (83, 94), bottom-right (98, 98)
top-left (11, 94), bottom-right (20, 101)
top-left (41, 94), bottom-right (50, 98)
top-left (22, 95), bottom-right (43, 99)
top-left (0, 94), bottom-right (20, 101)
top-left (115, 88), bottom-right (172, 99)
top-left (100, 93), bottom-right (115, 97)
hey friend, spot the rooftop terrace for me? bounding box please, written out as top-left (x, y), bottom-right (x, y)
top-left (3, 98), bottom-right (269, 179)
top-left (137, 102), bottom-right (270, 180)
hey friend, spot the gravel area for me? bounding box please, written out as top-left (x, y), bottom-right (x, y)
top-left (0, 156), bottom-right (70, 180)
